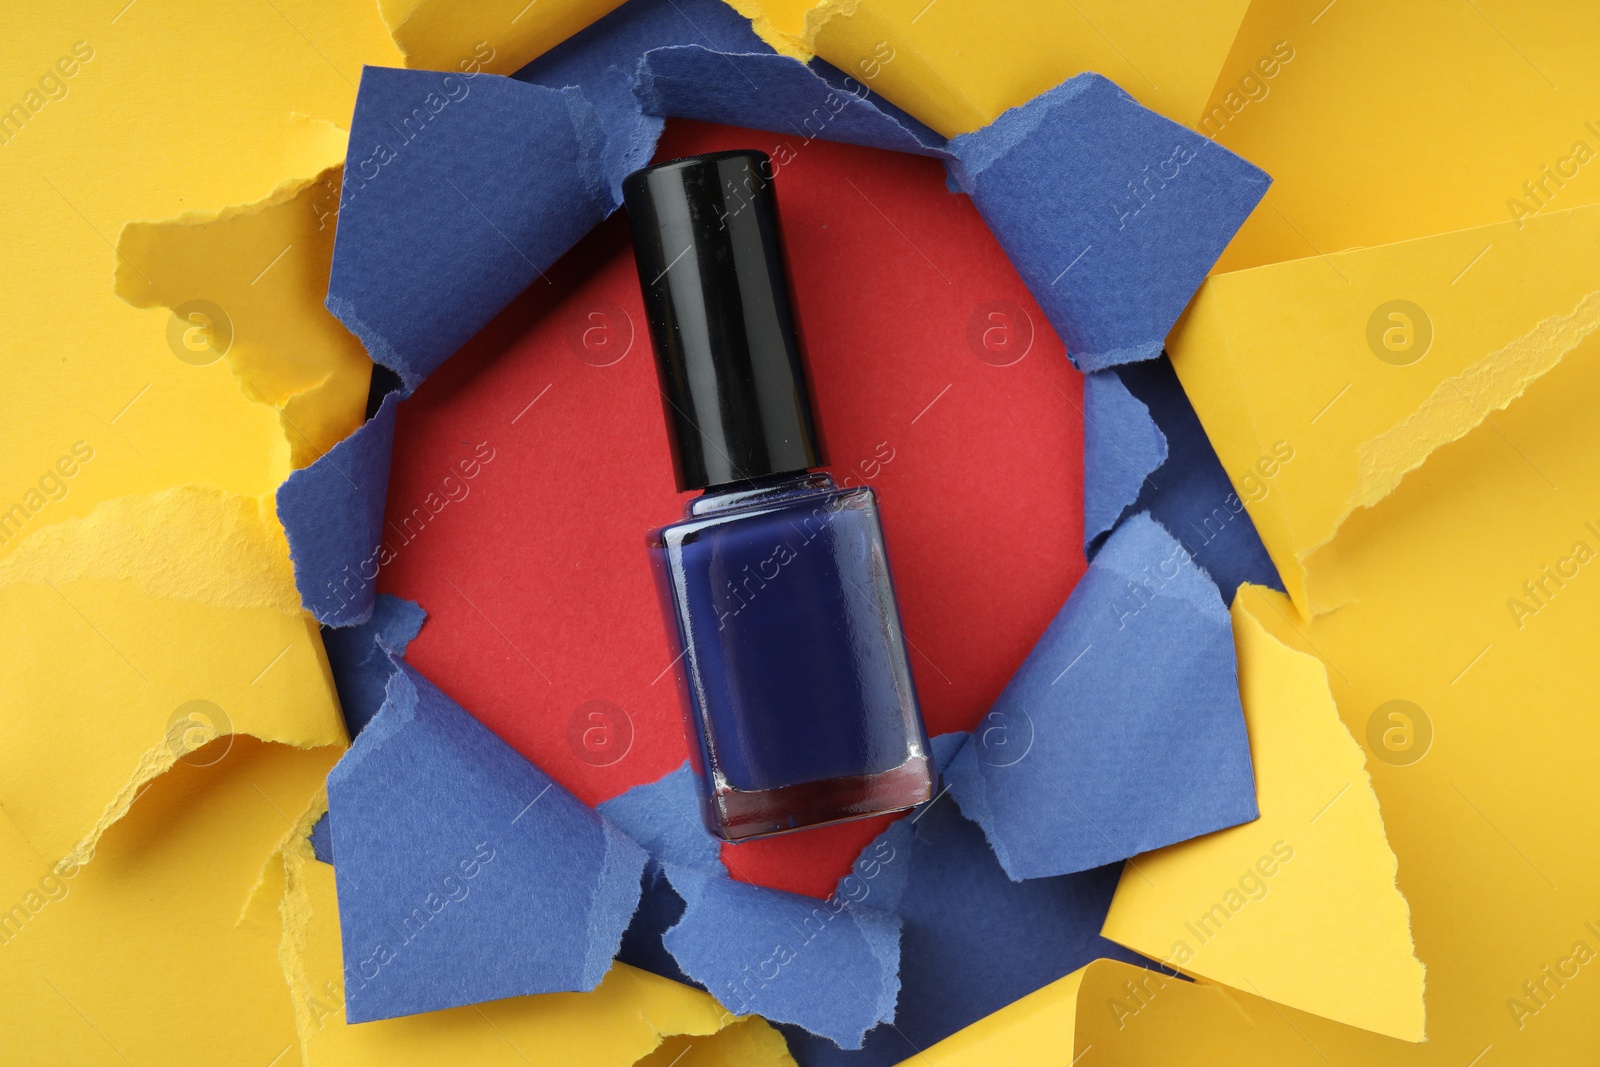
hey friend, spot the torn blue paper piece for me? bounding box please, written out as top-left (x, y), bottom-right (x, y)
top-left (947, 74), bottom-right (1270, 372)
top-left (945, 512), bottom-right (1258, 881)
top-left (322, 593), bottom-right (426, 737)
top-left (327, 66), bottom-right (617, 392)
top-left (276, 388), bottom-right (398, 627)
top-left (597, 760), bottom-right (720, 872)
top-left (636, 46), bottom-right (949, 158)
top-left (515, 0), bottom-right (768, 196)
top-left (661, 862), bottom-right (901, 1049)
top-left (1083, 370), bottom-right (1167, 552)
top-left (1108, 354), bottom-right (1283, 600)
top-left (326, 656), bottom-right (646, 1023)
top-left (309, 812), bottom-right (334, 865)
top-left (781, 736), bottom-right (1165, 1066)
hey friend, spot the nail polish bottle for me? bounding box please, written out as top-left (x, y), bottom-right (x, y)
top-left (623, 150), bottom-right (934, 842)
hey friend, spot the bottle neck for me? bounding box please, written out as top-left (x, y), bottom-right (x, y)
top-left (688, 469), bottom-right (832, 517)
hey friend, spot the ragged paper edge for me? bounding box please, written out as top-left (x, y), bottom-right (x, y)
top-left (278, 841), bottom-right (334, 1056)
top-left (1084, 370), bottom-right (1169, 552)
top-left (1302, 288), bottom-right (1600, 615)
top-left (58, 722), bottom-right (341, 877)
top-left (1232, 592), bottom-right (1426, 1040)
top-left (723, 0), bottom-right (816, 61)
top-left (0, 485), bottom-right (344, 871)
top-left (113, 142), bottom-right (369, 473)
top-left (1100, 589), bottom-right (1425, 1041)
top-left (0, 486), bottom-right (305, 613)
top-left (241, 784), bottom-right (330, 931)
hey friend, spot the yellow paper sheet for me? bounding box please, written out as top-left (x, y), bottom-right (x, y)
top-left (0, 487), bottom-right (347, 868)
top-left (116, 159), bottom-right (371, 472)
top-left (379, 0), bottom-right (626, 75)
top-left (1157, 210), bottom-right (1600, 1065)
top-left (2, 3), bottom-right (397, 550)
top-left (1169, 200), bottom-right (1600, 613)
top-left (1103, 588), bottom-right (1424, 1042)
top-left (735, 0), bottom-right (1252, 136)
top-left (1201, 0), bottom-right (1600, 273)
top-left (276, 841), bottom-right (794, 1066)
top-left (0, 738), bottom-right (338, 1064)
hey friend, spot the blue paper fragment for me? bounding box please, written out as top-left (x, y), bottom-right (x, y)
top-left (328, 67), bottom-right (617, 391)
top-left (1108, 354), bottom-right (1283, 599)
top-left (322, 593), bottom-right (426, 738)
top-left (636, 47), bottom-right (949, 157)
top-left (947, 74), bottom-right (1270, 372)
top-left (1083, 370), bottom-right (1168, 552)
top-left (276, 388), bottom-right (398, 627)
top-left (326, 656), bottom-right (646, 1023)
top-left (781, 736), bottom-right (1166, 1066)
top-left (597, 761), bottom-right (720, 872)
top-left (661, 862), bottom-right (901, 1049)
top-left (309, 812), bottom-right (334, 865)
top-left (515, 0), bottom-right (768, 197)
top-left (946, 512), bottom-right (1258, 880)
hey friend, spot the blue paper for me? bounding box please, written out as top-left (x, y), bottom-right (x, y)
top-left (661, 862), bottom-right (901, 1049)
top-left (322, 593), bottom-right (426, 737)
top-left (597, 761), bottom-right (720, 872)
top-left (945, 512), bottom-right (1258, 880)
top-left (782, 736), bottom-right (1166, 1066)
top-left (599, 762), bottom-right (902, 1047)
top-left (275, 388), bottom-right (398, 627)
top-left (309, 812), bottom-right (335, 864)
top-left (636, 46), bottom-right (949, 157)
top-left (1083, 370), bottom-right (1168, 551)
top-left (328, 67), bottom-right (617, 392)
top-left (947, 74), bottom-right (1270, 372)
top-left (326, 655), bottom-right (646, 1022)
top-left (515, 0), bottom-right (768, 194)
top-left (1107, 354), bottom-right (1283, 600)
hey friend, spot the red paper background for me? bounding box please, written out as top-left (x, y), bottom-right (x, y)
top-left (379, 120), bottom-right (1085, 898)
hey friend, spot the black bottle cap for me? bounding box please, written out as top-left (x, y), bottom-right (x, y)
top-left (623, 150), bottom-right (825, 492)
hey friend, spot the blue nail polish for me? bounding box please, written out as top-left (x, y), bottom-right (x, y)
top-left (625, 150), bottom-right (933, 841)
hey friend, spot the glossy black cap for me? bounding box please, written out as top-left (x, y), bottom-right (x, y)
top-left (623, 150), bottom-right (824, 492)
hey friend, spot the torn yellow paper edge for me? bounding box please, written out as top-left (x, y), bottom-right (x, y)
top-left (734, 0), bottom-right (1252, 136)
top-left (1102, 587), bottom-right (1425, 1042)
top-left (1169, 201), bottom-right (1600, 615)
top-left (116, 148), bottom-right (370, 474)
top-left (0, 487), bottom-right (346, 870)
top-left (379, 0), bottom-right (627, 76)
top-left (0, 738), bottom-right (337, 1064)
top-left (276, 841), bottom-right (794, 1066)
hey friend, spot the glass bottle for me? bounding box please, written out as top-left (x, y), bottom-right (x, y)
top-left (624, 150), bottom-right (934, 841)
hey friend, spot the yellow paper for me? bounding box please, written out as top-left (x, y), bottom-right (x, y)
top-left (1103, 588), bottom-right (1424, 1042)
top-left (0, 738), bottom-right (337, 1064)
top-left (2, 3), bottom-right (397, 551)
top-left (1157, 209), bottom-right (1600, 1065)
top-left (1202, 0), bottom-right (1600, 273)
top-left (1169, 201), bottom-right (1600, 613)
top-left (379, 0), bottom-right (626, 75)
top-left (0, 487), bottom-right (346, 868)
top-left (734, 0), bottom-right (1251, 136)
top-left (116, 158), bottom-right (371, 472)
top-left (276, 842), bottom-right (794, 1066)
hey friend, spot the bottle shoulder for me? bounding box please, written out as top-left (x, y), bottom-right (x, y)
top-left (650, 473), bottom-right (879, 547)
